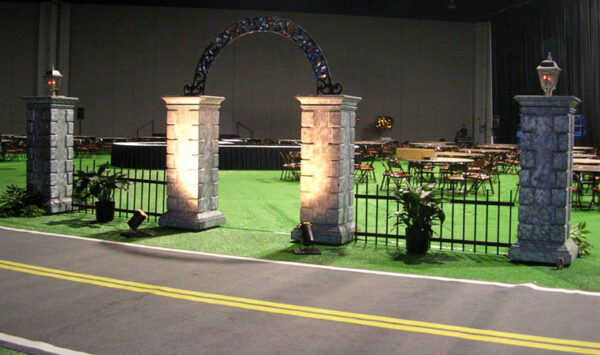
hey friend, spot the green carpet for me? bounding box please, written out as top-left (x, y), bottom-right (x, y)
top-left (0, 156), bottom-right (598, 292)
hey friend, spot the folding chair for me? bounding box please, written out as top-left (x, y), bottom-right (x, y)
top-left (279, 152), bottom-right (300, 181)
top-left (381, 158), bottom-right (411, 190)
top-left (467, 160), bottom-right (494, 194)
top-left (408, 161), bottom-right (435, 185)
top-left (443, 163), bottom-right (468, 192)
top-left (354, 155), bottom-right (377, 184)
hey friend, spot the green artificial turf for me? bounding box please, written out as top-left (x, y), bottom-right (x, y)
top-left (0, 348), bottom-right (25, 355)
top-left (0, 156), bottom-right (598, 292)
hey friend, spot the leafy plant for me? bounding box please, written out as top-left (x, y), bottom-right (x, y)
top-left (73, 162), bottom-right (129, 203)
top-left (0, 185), bottom-right (45, 217)
top-left (570, 222), bottom-right (592, 256)
top-left (393, 182), bottom-right (445, 233)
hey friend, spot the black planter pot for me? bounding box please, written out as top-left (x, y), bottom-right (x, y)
top-left (95, 201), bottom-right (115, 222)
top-left (405, 226), bottom-right (432, 254)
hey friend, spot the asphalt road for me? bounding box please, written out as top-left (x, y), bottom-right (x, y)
top-left (0, 227), bottom-right (599, 354)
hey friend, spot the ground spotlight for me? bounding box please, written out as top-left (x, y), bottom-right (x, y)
top-left (120, 210), bottom-right (150, 238)
top-left (293, 222), bottom-right (321, 255)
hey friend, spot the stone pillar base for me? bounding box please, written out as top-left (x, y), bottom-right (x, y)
top-left (159, 210), bottom-right (225, 231)
top-left (508, 238), bottom-right (578, 265)
top-left (46, 198), bottom-right (72, 214)
top-left (291, 222), bottom-right (355, 245)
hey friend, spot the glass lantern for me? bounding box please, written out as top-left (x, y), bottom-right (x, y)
top-left (536, 53), bottom-right (561, 97)
top-left (43, 66), bottom-right (63, 96)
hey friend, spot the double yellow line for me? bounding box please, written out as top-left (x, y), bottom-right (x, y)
top-left (1, 259), bottom-right (599, 354)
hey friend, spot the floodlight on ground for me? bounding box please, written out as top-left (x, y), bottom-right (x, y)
top-left (43, 65), bottom-right (63, 96)
top-left (121, 210), bottom-right (150, 238)
top-left (293, 221), bottom-right (321, 255)
top-left (536, 53), bottom-right (561, 96)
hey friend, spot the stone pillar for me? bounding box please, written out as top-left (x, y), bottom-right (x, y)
top-left (509, 96), bottom-right (581, 265)
top-left (159, 96), bottom-right (225, 230)
top-left (294, 95), bottom-right (361, 245)
top-left (23, 96), bottom-right (78, 214)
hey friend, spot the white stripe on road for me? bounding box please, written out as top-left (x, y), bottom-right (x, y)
top-left (0, 332), bottom-right (91, 355)
top-left (1, 225), bottom-right (599, 297)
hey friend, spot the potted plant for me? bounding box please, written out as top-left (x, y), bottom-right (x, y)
top-left (73, 162), bottom-right (129, 222)
top-left (393, 182), bottom-right (445, 254)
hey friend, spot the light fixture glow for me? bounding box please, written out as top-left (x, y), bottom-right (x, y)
top-left (43, 65), bottom-right (63, 96)
top-left (536, 53), bottom-right (561, 97)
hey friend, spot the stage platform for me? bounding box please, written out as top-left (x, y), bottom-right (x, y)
top-left (111, 142), bottom-right (301, 170)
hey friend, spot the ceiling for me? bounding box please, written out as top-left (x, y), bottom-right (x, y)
top-left (51, 0), bottom-right (537, 23)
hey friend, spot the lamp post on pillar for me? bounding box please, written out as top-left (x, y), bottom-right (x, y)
top-left (509, 55), bottom-right (580, 265)
top-left (43, 66), bottom-right (63, 96)
top-left (23, 66), bottom-right (77, 214)
top-left (536, 53), bottom-right (561, 97)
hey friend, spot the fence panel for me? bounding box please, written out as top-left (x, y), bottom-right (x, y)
top-left (354, 180), bottom-right (517, 254)
top-left (73, 159), bottom-right (167, 222)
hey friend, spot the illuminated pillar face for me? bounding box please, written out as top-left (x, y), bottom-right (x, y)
top-left (297, 95), bottom-right (361, 245)
top-left (159, 96), bottom-right (225, 231)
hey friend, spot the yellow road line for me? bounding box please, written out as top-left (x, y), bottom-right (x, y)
top-left (2, 259), bottom-right (599, 354)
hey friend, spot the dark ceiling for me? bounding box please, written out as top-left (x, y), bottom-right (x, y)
top-left (54, 0), bottom-right (537, 22)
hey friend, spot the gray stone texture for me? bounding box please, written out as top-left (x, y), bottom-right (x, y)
top-left (295, 95), bottom-right (361, 245)
top-left (23, 96), bottom-right (78, 214)
top-left (509, 96), bottom-right (581, 265)
top-left (159, 96), bottom-right (226, 230)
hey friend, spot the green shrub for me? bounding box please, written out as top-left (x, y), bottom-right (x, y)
top-left (0, 185), bottom-right (45, 217)
top-left (570, 222), bottom-right (592, 256)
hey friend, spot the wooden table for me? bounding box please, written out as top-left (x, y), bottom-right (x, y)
top-left (459, 148), bottom-right (510, 155)
top-left (573, 146), bottom-right (596, 153)
top-left (573, 165), bottom-right (600, 173)
top-left (437, 151), bottom-right (485, 159)
top-left (356, 140), bottom-right (387, 146)
top-left (573, 153), bottom-right (597, 159)
top-left (278, 138), bottom-right (301, 145)
top-left (409, 142), bottom-right (456, 150)
top-left (416, 157), bottom-right (474, 165)
top-left (476, 144), bottom-right (518, 150)
top-left (573, 158), bottom-right (600, 165)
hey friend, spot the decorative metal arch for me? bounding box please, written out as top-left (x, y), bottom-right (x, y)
top-left (184, 16), bottom-right (343, 96)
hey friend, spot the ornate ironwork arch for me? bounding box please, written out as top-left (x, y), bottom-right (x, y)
top-left (184, 16), bottom-right (343, 96)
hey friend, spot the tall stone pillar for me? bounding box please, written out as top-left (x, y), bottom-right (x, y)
top-left (295, 95), bottom-right (361, 245)
top-left (159, 96), bottom-right (225, 230)
top-left (23, 96), bottom-right (78, 214)
top-left (509, 96), bottom-right (581, 265)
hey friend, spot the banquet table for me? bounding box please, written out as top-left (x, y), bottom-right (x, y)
top-left (573, 153), bottom-right (598, 159)
top-left (436, 151), bottom-right (485, 159)
top-left (573, 146), bottom-right (597, 153)
top-left (572, 158), bottom-right (600, 165)
top-left (415, 157), bottom-right (474, 165)
top-left (573, 165), bottom-right (600, 173)
top-left (476, 144), bottom-right (518, 150)
top-left (408, 142), bottom-right (456, 150)
top-left (459, 148), bottom-right (510, 155)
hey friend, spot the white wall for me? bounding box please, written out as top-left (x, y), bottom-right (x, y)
top-left (2, 3), bottom-right (483, 142)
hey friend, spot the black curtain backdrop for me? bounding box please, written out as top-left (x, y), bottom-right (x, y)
top-left (492, 0), bottom-right (600, 147)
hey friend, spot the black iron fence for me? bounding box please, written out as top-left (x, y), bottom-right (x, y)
top-left (73, 160), bottom-right (167, 222)
top-left (354, 180), bottom-right (517, 254)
